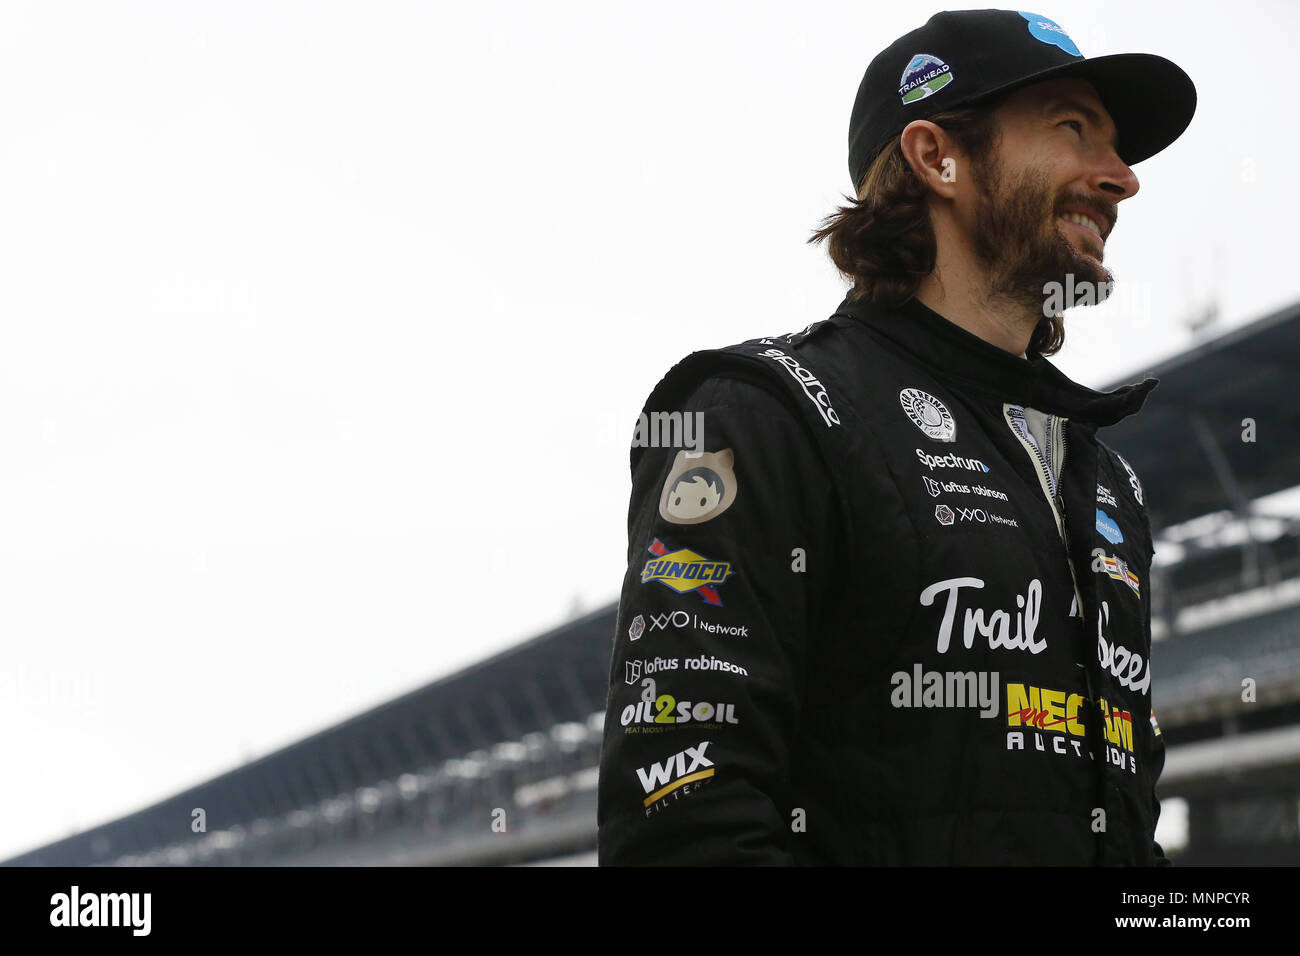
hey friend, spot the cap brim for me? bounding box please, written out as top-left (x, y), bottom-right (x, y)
top-left (967, 53), bottom-right (1197, 166)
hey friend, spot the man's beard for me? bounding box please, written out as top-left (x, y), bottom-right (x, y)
top-left (968, 154), bottom-right (1114, 317)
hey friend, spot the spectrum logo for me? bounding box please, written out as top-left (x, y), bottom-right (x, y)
top-left (915, 448), bottom-right (990, 474)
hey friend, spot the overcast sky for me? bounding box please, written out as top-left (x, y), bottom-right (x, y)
top-left (1, 0), bottom-right (1296, 860)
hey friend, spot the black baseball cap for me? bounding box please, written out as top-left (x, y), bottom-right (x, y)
top-left (847, 9), bottom-right (1197, 190)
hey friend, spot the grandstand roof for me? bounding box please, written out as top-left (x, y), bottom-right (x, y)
top-left (4, 605), bottom-right (617, 866)
top-left (1098, 299), bottom-right (1300, 529)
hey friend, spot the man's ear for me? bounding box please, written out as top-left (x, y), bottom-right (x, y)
top-left (899, 120), bottom-right (960, 199)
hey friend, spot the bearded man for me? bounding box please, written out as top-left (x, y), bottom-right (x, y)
top-left (598, 9), bottom-right (1195, 865)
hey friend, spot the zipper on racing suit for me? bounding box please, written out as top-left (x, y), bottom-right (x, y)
top-left (1002, 405), bottom-right (1084, 614)
top-left (1003, 405), bottom-right (1111, 863)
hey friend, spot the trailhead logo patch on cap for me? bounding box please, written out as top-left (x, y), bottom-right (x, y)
top-left (898, 53), bottom-right (954, 105)
top-left (1018, 11), bottom-right (1082, 57)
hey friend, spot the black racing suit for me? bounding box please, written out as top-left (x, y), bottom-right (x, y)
top-left (597, 293), bottom-right (1169, 865)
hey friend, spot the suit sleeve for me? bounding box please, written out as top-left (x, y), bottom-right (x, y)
top-left (1146, 542), bottom-right (1172, 865)
top-left (1143, 600), bottom-right (1172, 866)
top-left (597, 373), bottom-right (837, 865)
top-left (1135, 468), bottom-right (1171, 866)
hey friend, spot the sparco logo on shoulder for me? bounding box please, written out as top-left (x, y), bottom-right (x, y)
top-left (757, 348), bottom-right (840, 427)
top-left (900, 387), bottom-right (956, 442)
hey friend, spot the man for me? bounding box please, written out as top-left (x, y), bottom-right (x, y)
top-left (598, 10), bottom-right (1195, 865)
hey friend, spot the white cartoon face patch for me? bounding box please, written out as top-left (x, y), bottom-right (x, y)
top-left (659, 448), bottom-right (738, 525)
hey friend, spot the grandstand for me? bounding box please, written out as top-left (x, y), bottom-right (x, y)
top-left (3, 611), bottom-right (613, 867)
top-left (1099, 299), bottom-right (1300, 864)
top-left (6, 301), bottom-right (1299, 867)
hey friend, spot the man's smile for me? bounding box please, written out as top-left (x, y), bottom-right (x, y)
top-left (1059, 211), bottom-right (1104, 238)
top-left (1057, 214), bottom-right (1105, 259)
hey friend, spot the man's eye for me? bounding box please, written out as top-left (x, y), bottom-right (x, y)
top-left (1059, 119), bottom-right (1084, 134)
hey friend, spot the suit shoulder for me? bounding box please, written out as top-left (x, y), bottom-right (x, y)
top-left (1093, 437), bottom-right (1149, 512)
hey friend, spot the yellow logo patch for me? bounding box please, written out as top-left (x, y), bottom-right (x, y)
top-left (641, 539), bottom-right (733, 607)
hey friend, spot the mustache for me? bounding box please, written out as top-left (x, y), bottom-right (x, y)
top-left (1056, 194), bottom-right (1117, 236)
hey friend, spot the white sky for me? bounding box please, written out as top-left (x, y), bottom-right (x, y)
top-left (1, 0), bottom-right (1297, 861)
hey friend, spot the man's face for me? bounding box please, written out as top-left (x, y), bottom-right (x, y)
top-left (961, 78), bottom-right (1138, 312)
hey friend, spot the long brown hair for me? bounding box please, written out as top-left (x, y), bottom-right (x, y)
top-left (808, 101), bottom-right (1065, 356)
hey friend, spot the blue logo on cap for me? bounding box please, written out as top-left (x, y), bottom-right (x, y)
top-left (1096, 508), bottom-right (1124, 544)
top-left (1018, 12), bottom-right (1082, 57)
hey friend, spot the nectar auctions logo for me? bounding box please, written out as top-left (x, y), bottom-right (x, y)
top-left (641, 539), bottom-right (733, 606)
top-left (1005, 682), bottom-right (1138, 772)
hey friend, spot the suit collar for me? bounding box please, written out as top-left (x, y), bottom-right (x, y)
top-left (830, 293), bottom-right (1157, 427)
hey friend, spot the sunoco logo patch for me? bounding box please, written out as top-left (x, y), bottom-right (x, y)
top-left (898, 53), bottom-right (954, 105)
top-left (642, 538), bottom-right (733, 607)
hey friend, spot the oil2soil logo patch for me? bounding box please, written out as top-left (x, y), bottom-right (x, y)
top-left (659, 448), bottom-right (738, 525)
